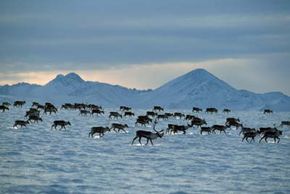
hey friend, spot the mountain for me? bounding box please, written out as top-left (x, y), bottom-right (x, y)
top-left (140, 69), bottom-right (290, 110)
top-left (141, 69), bottom-right (237, 108)
top-left (1, 69), bottom-right (290, 111)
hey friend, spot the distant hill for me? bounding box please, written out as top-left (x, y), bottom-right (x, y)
top-left (1, 69), bottom-right (290, 111)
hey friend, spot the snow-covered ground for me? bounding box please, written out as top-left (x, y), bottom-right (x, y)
top-left (1, 106), bottom-right (290, 193)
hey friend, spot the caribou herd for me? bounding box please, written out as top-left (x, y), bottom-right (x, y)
top-left (1, 101), bottom-right (289, 145)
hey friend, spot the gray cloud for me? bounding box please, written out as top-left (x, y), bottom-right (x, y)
top-left (0, 0), bottom-right (290, 94)
top-left (0, 0), bottom-right (289, 69)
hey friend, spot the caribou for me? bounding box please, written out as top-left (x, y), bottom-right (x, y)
top-left (32, 102), bottom-right (40, 108)
top-left (280, 121), bottom-right (290, 128)
top-left (91, 109), bottom-right (104, 116)
top-left (200, 127), bottom-right (212, 135)
top-left (223, 109), bottom-right (231, 113)
top-left (28, 115), bottom-right (43, 123)
top-left (131, 129), bottom-right (164, 145)
top-left (51, 120), bottom-right (71, 130)
top-left (124, 111), bottom-right (135, 117)
top-left (89, 126), bottom-right (110, 137)
top-left (191, 117), bottom-right (207, 128)
top-left (156, 114), bottom-right (168, 121)
top-left (153, 106), bottom-right (164, 112)
top-left (206, 108), bottom-right (218, 113)
top-left (174, 112), bottom-right (185, 119)
top-left (13, 120), bottom-right (29, 128)
top-left (225, 118), bottom-right (242, 129)
top-left (135, 116), bottom-right (152, 126)
top-left (110, 123), bottom-right (129, 133)
top-left (25, 109), bottom-right (40, 118)
top-left (2, 102), bottom-right (11, 107)
top-left (211, 125), bottom-right (228, 134)
top-left (120, 106), bottom-right (131, 112)
top-left (242, 131), bottom-right (258, 143)
top-left (14, 101), bottom-right (26, 108)
top-left (259, 129), bottom-right (282, 143)
top-left (239, 127), bottom-right (256, 135)
top-left (170, 124), bottom-right (192, 135)
top-left (192, 107), bottom-right (202, 112)
top-left (0, 105), bottom-right (9, 112)
top-left (146, 111), bottom-right (157, 118)
top-left (263, 109), bottom-right (273, 114)
top-left (109, 112), bottom-right (122, 119)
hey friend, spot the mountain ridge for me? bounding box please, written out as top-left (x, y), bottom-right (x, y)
top-left (1, 69), bottom-right (290, 111)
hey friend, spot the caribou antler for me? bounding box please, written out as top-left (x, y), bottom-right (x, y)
top-left (152, 118), bottom-right (158, 132)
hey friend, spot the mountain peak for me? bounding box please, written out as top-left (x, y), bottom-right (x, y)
top-left (157, 68), bottom-right (220, 89)
top-left (154, 68), bottom-right (237, 99)
top-left (64, 72), bottom-right (84, 82)
top-left (183, 68), bottom-right (215, 79)
top-left (45, 72), bottom-right (84, 86)
top-left (190, 68), bottom-right (208, 73)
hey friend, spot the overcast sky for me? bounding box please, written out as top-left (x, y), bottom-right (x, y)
top-left (0, 0), bottom-right (290, 95)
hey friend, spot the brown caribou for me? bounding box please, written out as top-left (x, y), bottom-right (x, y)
top-left (91, 109), bottom-right (104, 116)
top-left (146, 111), bottom-right (157, 118)
top-left (51, 120), bottom-right (71, 130)
top-left (120, 106), bottom-right (131, 112)
top-left (242, 131), bottom-right (258, 143)
top-left (109, 112), bottom-right (122, 119)
top-left (131, 129), bottom-right (164, 145)
top-left (156, 114), bottom-right (168, 121)
top-left (89, 126), bottom-right (110, 137)
top-left (28, 115), bottom-right (43, 123)
top-left (200, 127), bottom-right (212, 135)
top-left (263, 109), bottom-right (273, 114)
top-left (174, 112), bottom-right (185, 119)
top-left (135, 116), bottom-right (152, 126)
top-left (0, 105), bottom-right (9, 112)
top-left (171, 124), bottom-right (192, 134)
top-left (14, 101), bottom-right (26, 107)
top-left (192, 107), bottom-right (202, 112)
top-left (153, 106), bottom-right (164, 112)
top-left (110, 123), bottom-right (129, 133)
top-left (239, 127), bottom-right (256, 135)
top-left (223, 109), bottom-right (231, 113)
top-left (259, 129), bottom-right (282, 143)
top-left (211, 125), bottom-right (228, 134)
top-left (206, 108), bottom-right (218, 113)
top-left (279, 121), bottom-right (290, 128)
top-left (191, 117), bottom-right (207, 128)
top-left (2, 102), bottom-right (11, 107)
top-left (13, 120), bottom-right (29, 128)
top-left (225, 118), bottom-right (242, 129)
top-left (124, 111), bottom-right (135, 117)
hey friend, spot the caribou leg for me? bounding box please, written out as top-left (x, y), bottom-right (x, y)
top-left (131, 136), bottom-right (138, 145)
top-left (242, 136), bottom-right (246, 142)
top-left (145, 138), bottom-right (149, 145)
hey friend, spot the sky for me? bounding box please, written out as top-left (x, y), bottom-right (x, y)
top-left (0, 0), bottom-right (290, 95)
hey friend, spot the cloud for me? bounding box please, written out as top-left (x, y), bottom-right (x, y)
top-left (0, 0), bottom-right (290, 71)
top-left (0, 0), bottom-right (290, 95)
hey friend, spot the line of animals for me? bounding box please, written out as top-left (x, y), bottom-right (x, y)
top-left (1, 101), bottom-right (289, 145)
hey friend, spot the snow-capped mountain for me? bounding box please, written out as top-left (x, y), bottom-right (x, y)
top-left (1, 69), bottom-right (290, 111)
top-left (141, 69), bottom-right (238, 108)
